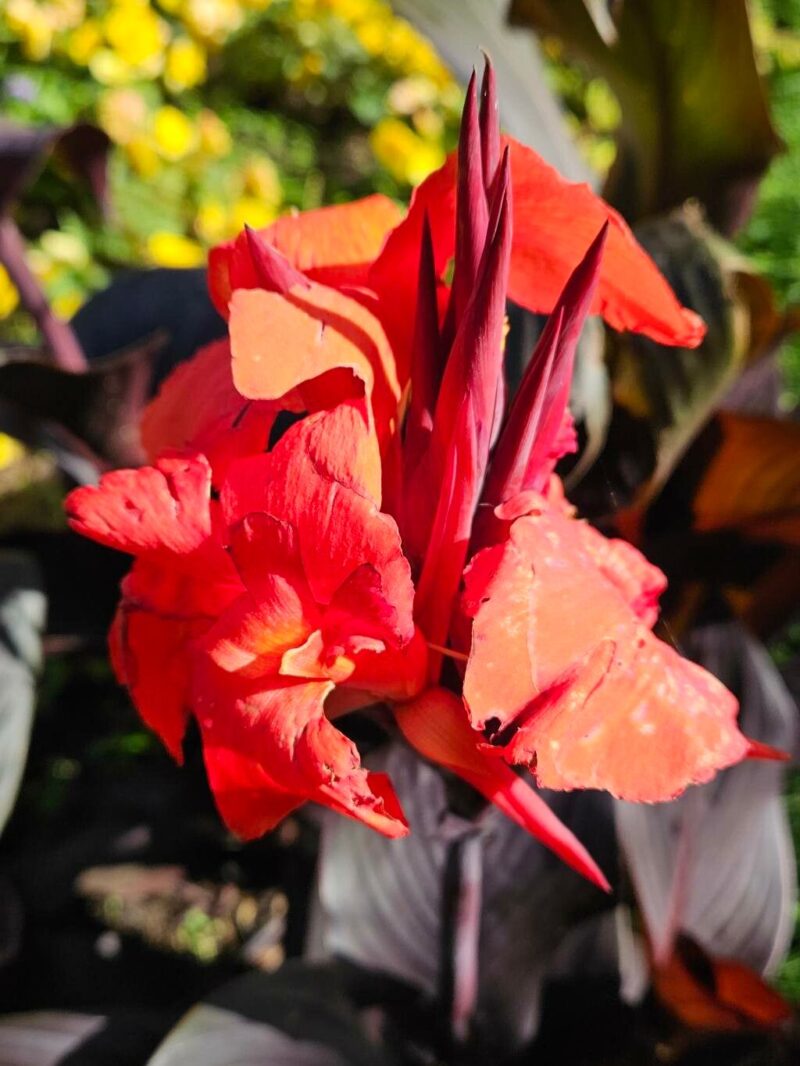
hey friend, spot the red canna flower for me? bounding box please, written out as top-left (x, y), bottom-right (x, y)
top-left (69, 401), bottom-right (424, 839)
top-left (66, 59), bottom-right (772, 893)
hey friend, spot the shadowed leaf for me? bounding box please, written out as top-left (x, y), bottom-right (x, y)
top-left (0, 551), bottom-right (45, 836)
top-left (0, 120), bottom-right (109, 215)
top-left (574, 208), bottom-right (797, 523)
top-left (616, 622), bottom-right (797, 978)
top-left (310, 744), bottom-right (615, 1056)
top-left (147, 965), bottom-right (392, 1066)
top-left (652, 934), bottom-right (793, 1032)
top-left (0, 336), bottom-right (163, 467)
top-left (691, 414), bottom-right (800, 547)
top-left (509, 0), bottom-right (780, 233)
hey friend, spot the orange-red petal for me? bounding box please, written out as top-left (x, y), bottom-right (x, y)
top-left (464, 505), bottom-right (750, 802)
top-left (140, 339), bottom-right (296, 483)
top-left (66, 453), bottom-right (213, 557)
top-left (193, 658), bottom-right (408, 839)
top-left (395, 687), bottom-right (609, 890)
top-left (208, 194), bottom-right (402, 314)
top-left (372, 135), bottom-right (705, 349)
top-left (228, 281), bottom-right (401, 445)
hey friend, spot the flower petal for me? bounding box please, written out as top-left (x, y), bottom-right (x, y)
top-left (372, 135), bottom-right (705, 348)
top-left (201, 514), bottom-right (319, 676)
top-left (208, 194), bottom-right (403, 314)
top-left (221, 409), bottom-right (415, 647)
top-left (229, 281), bottom-right (401, 443)
top-left (110, 605), bottom-right (196, 762)
top-left (66, 453), bottom-right (213, 556)
top-left (193, 658), bottom-right (408, 838)
top-left (395, 687), bottom-right (609, 890)
top-left (141, 339), bottom-right (295, 482)
top-left (464, 504), bottom-right (751, 801)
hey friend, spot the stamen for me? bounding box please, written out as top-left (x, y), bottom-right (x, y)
top-left (427, 641), bottom-right (469, 663)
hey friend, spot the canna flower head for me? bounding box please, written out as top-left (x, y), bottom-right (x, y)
top-left (67, 59), bottom-right (777, 892)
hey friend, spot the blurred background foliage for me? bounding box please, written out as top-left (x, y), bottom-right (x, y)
top-left (0, 2), bottom-right (800, 1055)
top-left (3, 0), bottom-right (800, 413)
top-left (538, 0), bottom-right (800, 405)
top-left (0, 0), bottom-right (461, 333)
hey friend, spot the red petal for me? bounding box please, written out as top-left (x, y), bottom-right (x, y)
top-left (464, 506), bottom-right (751, 801)
top-left (448, 70), bottom-right (490, 329)
top-left (201, 513), bottom-right (319, 676)
top-left (228, 282), bottom-right (400, 444)
top-left (395, 687), bottom-right (609, 890)
top-left (479, 59), bottom-right (501, 190)
top-left (571, 518), bottom-right (667, 628)
top-left (193, 658), bottom-right (408, 838)
top-left (208, 194), bottom-right (403, 315)
top-left (221, 409), bottom-right (415, 647)
top-left (371, 135), bottom-right (705, 348)
top-left (222, 402), bottom-right (382, 517)
top-left (482, 224), bottom-right (607, 517)
top-left (243, 226), bottom-right (310, 293)
top-left (201, 744), bottom-right (305, 840)
top-left (66, 453), bottom-right (213, 556)
top-left (140, 339), bottom-right (292, 484)
top-left (110, 605), bottom-right (195, 761)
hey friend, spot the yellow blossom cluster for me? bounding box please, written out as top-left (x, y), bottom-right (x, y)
top-left (97, 88), bottom-right (233, 175)
top-left (27, 230), bottom-right (93, 320)
top-left (295, 0), bottom-right (451, 87)
top-left (6, 0), bottom-right (86, 62)
top-left (1, 0), bottom-right (459, 321)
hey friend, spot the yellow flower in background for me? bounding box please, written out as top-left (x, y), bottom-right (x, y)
top-left (165, 36), bottom-right (208, 92)
top-left (197, 109), bottom-right (232, 157)
top-left (52, 290), bottom-right (85, 320)
top-left (230, 196), bottom-right (277, 232)
top-left (27, 249), bottom-right (58, 286)
top-left (48, 0), bottom-right (86, 30)
top-left (153, 105), bottom-right (197, 160)
top-left (6, 0), bottom-right (54, 61)
top-left (126, 135), bottom-right (162, 176)
top-left (325, 0), bottom-right (374, 21)
top-left (242, 156), bottom-right (282, 205)
top-left (182, 0), bottom-right (243, 45)
top-left (66, 18), bottom-right (103, 65)
top-left (387, 74), bottom-right (438, 115)
top-left (0, 265), bottom-right (20, 320)
top-left (147, 232), bottom-right (207, 267)
top-left (98, 87), bottom-right (149, 143)
top-left (88, 48), bottom-right (130, 85)
top-left (0, 434), bottom-right (26, 470)
top-left (39, 230), bottom-right (90, 270)
top-left (194, 200), bottom-right (229, 244)
top-left (370, 116), bottom-right (444, 185)
top-left (103, 0), bottom-right (169, 73)
top-left (353, 17), bottom-right (388, 59)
